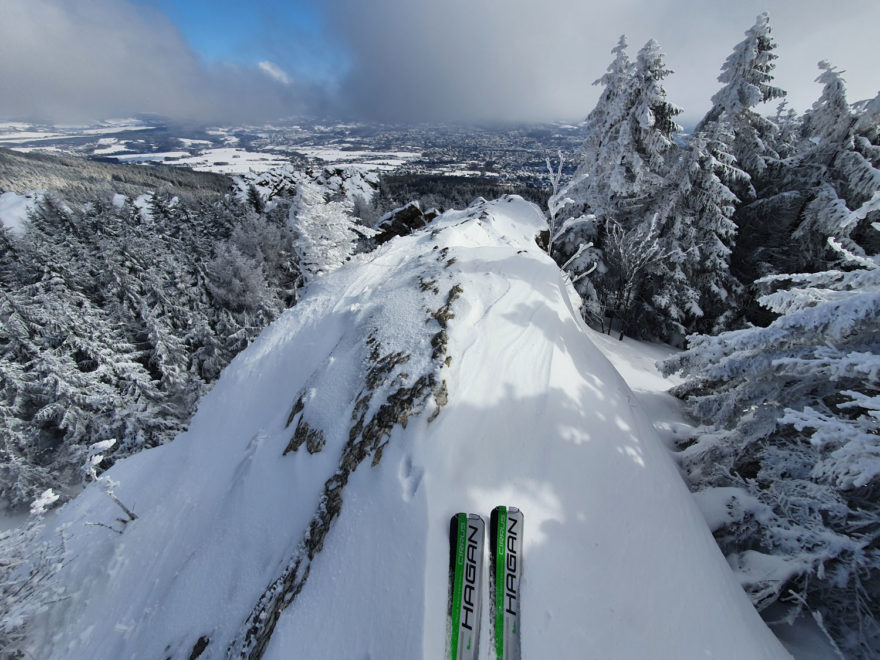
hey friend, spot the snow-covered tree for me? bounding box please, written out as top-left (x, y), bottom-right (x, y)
top-left (630, 40), bottom-right (682, 172)
top-left (732, 63), bottom-right (879, 286)
top-left (288, 181), bottom-right (377, 285)
top-left (560, 35), bottom-right (635, 221)
top-left (647, 125), bottom-right (748, 338)
top-left (596, 214), bottom-right (674, 339)
top-left (0, 503), bottom-right (65, 654)
top-left (553, 38), bottom-right (684, 338)
top-left (791, 64), bottom-right (880, 269)
top-left (662, 226), bottom-right (880, 657)
top-left (697, 12), bottom-right (786, 187)
top-left (574, 39), bottom-right (681, 227)
top-left (0, 264), bottom-right (160, 508)
top-left (767, 100), bottom-right (805, 160)
top-left (0, 186), bottom-right (306, 512)
top-left (740, 62), bottom-right (880, 278)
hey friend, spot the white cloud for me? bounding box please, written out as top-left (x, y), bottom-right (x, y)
top-left (0, 0), bottom-right (321, 123)
top-left (259, 61), bottom-right (293, 86)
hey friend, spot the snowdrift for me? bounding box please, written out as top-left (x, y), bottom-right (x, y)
top-left (29, 197), bottom-right (788, 659)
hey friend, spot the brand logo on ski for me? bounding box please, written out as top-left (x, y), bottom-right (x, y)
top-left (490, 506), bottom-right (523, 660)
top-left (448, 513), bottom-right (485, 660)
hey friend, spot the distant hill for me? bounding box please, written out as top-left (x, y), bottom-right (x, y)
top-left (0, 147), bottom-right (232, 201)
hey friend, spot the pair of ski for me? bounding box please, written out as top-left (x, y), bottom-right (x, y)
top-left (448, 506), bottom-right (523, 660)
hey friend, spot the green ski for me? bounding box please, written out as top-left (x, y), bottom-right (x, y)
top-left (448, 513), bottom-right (485, 660)
top-left (490, 506), bottom-right (523, 660)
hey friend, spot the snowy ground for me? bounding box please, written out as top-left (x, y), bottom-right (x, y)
top-left (107, 145), bottom-right (419, 175)
top-left (23, 197), bottom-right (790, 659)
top-left (293, 146), bottom-right (422, 171)
top-left (0, 119), bottom-right (153, 144)
top-left (109, 148), bottom-right (291, 175)
top-left (0, 190), bottom-right (39, 233)
top-left (587, 319), bottom-right (837, 660)
top-left (586, 330), bottom-right (693, 450)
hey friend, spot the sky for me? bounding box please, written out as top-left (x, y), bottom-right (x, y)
top-left (0, 0), bottom-right (877, 125)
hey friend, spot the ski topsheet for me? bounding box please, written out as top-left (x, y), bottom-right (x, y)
top-left (448, 513), bottom-right (485, 660)
top-left (490, 506), bottom-right (523, 660)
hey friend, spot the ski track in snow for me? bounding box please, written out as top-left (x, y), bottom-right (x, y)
top-left (29, 197), bottom-right (789, 660)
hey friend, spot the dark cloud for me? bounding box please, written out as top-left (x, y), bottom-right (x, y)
top-left (321, 0), bottom-right (880, 124)
top-left (0, 0), bottom-right (327, 123)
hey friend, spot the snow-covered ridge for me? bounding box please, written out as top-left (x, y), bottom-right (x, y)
top-left (27, 197), bottom-right (787, 659)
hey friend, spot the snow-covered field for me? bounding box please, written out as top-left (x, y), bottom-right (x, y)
top-left (109, 147), bottom-right (291, 174)
top-left (24, 197), bottom-right (789, 659)
top-left (92, 137), bottom-right (132, 155)
top-left (294, 146), bottom-right (422, 170)
top-left (103, 144), bottom-right (418, 175)
top-left (0, 119), bottom-right (153, 144)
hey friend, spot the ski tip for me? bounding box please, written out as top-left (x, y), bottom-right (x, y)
top-left (451, 512), bottom-right (486, 526)
top-left (491, 505), bottom-right (522, 517)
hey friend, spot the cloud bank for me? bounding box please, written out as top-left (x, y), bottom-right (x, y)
top-left (1, 0), bottom-right (877, 124)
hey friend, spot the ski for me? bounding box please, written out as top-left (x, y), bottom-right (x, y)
top-left (490, 506), bottom-right (523, 660)
top-left (448, 513), bottom-right (485, 660)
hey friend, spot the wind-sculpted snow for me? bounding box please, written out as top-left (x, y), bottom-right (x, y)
top-left (25, 197), bottom-right (788, 659)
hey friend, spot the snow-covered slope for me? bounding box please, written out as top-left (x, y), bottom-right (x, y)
top-left (29, 197), bottom-right (788, 659)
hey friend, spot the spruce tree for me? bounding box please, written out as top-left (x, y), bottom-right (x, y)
top-left (561, 35), bottom-right (635, 221)
top-left (288, 181), bottom-right (376, 284)
top-left (752, 63), bottom-right (880, 276)
top-left (662, 226), bottom-right (880, 657)
top-left (697, 12), bottom-right (786, 189)
top-left (598, 40), bottom-right (683, 338)
top-left (648, 124), bottom-right (747, 338)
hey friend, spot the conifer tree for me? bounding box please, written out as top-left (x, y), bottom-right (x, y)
top-left (647, 125), bottom-right (748, 337)
top-left (561, 35), bottom-right (635, 221)
top-left (575, 39), bottom-right (682, 228)
top-left (662, 226), bottom-right (880, 657)
top-left (598, 40), bottom-right (683, 338)
top-left (288, 181), bottom-right (376, 284)
top-left (697, 12), bottom-right (786, 189)
top-left (0, 182), bottom-right (306, 511)
top-left (556, 38), bottom-right (683, 339)
top-left (788, 63), bottom-right (880, 271)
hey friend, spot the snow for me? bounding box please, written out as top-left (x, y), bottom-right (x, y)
top-left (92, 138), bottom-right (131, 155)
top-left (110, 147), bottom-right (290, 174)
top-left (26, 197), bottom-right (788, 659)
top-left (0, 121), bottom-right (153, 144)
top-left (175, 138), bottom-right (213, 148)
top-left (237, 163), bottom-right (380, 208)
top-left (692, 487), bottom-right (763, 532)
top-left (0, 191), bottom-right (39, 234)
top-left (295, 146), bottom-right (422, 171)
top-left (587, 330), bottom-right (695, 450)
top-left (28, 490), bottom-right (59, 517)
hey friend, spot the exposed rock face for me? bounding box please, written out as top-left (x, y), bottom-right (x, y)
top-left (373, 200), bottom-right (440, 244)
top-left (230, 279), bottom-right (459, 659)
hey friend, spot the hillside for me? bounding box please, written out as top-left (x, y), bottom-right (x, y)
top-left (0, 147), bottom-right (231, 201)
top-left (20, 197), bottom-right (788, 659)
